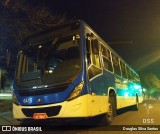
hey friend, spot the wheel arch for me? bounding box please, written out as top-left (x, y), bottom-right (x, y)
top-left (108, 87), bottom-right (117, 109)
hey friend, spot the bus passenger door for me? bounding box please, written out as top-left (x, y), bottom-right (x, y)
top-left (86, 33), bottom-right (106, 116)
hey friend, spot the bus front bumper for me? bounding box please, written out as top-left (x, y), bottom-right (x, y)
top-left (13, 94), bottom-right (90, 119)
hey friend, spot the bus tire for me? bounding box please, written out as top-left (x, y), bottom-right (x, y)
top-left (103, 92), bottom-right (117, 124)
top-left (132, 95), bottom-right (139, 111)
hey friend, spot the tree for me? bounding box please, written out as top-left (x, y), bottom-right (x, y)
top-left (0, 0), bottom-right (67, 72)
top-left (0, 69), bottom-right (7, 91)
top-left (140, 73), bottom-right (160, 97)
top-left (0, 0), bottom-right (67, 46)
top-left (0, 0), bottom-right (67, 82)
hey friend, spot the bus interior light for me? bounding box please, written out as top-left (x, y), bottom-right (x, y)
top-left (38, 45), bottom-right (42, 48)
top-left (49, 70), bottom-right (53, 73)
top-left (73, 36), bottom-right (75, 41)
top-left (67, 81), bottom-right (84, 101)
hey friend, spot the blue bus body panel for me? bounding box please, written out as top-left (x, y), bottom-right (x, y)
top-left (13, 72), bottom-right (84, 106)
top-left (89, 70), bottom-right (142, 98)
top-left (89, 71), bottom-right (115, 96)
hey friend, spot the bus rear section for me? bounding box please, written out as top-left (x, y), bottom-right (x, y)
top-left (13, 21), bottom-right (92, 120)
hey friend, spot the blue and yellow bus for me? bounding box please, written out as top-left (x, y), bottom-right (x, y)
top-left (13, 20), bottom-right (143, 123)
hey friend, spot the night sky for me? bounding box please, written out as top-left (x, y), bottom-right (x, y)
top-left (83, 0), bottom-right (160, 73)
top-left (1, 0), bottom-right (160, 77)
top-left (52, 0), bottom-right (160, 75)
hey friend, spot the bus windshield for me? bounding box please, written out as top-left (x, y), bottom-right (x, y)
top-left (16, 34), bottom-right (81, 89)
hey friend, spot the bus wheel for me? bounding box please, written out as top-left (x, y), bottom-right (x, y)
top-left (106, 102), bottom-right (113, 124)
top-left (132, 95), bottom-right (139, 111)
top-left (102, 92), bottom-right (116, 124)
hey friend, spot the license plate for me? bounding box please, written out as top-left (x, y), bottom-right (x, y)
top-left (33, 113), bottom-right (47, 119)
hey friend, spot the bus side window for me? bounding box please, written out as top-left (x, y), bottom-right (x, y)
top-left (112, 54), bottom-right (121, 76)
top-left (131, 71), bottom-right (135, 82)
top-left (86, 38), bottom-right (91, 66)
top-left (91, 39), bottom-right (101, 68)
top-left (86, 35), bottom-right (102, 79)
top-left (133, 73), bottom-right (137, 83)
top-left (127, 67), bottom-right (132, 81)
top-left (101, 44), bottom-right (113, 72)
top-left (120, 61), bottom-right (127, 79)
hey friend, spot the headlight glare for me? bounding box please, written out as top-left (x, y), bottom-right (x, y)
top-left (67, 81), bottom-right (84, 101)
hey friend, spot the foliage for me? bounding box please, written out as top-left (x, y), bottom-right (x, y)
top-left (140, 73), bottom-right (160, 96)
top-left (0, 0), bottom-right (67, 46)
top-left (0, 0), bottom-right (68, 82)
top-left (0, 69), bottom-right (7, 89)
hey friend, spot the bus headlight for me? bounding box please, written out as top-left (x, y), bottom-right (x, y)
top-left (67, 81), bottom-right (84, 101)
top-left (12, 93), bottom-right (20, 105)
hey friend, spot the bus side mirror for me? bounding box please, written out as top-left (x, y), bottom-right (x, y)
top-left (91, 39), bottom-right (99, 54)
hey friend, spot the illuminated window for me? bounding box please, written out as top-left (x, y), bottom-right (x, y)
top-left (91, 39), bottom-right (101, 68)
top-left (120, 61), bottom-right (127, 79)
top-left (112, 54), bottom-right (121, 76)
top-left (86, 34), bottom-right (102, 79)
top-left (101, 45), bottom-right (113, 72)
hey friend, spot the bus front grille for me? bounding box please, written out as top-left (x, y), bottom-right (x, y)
top-left (18, 85), bottom-right (69, 96)
top-left (22, 105), bottom-right (61, 117)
